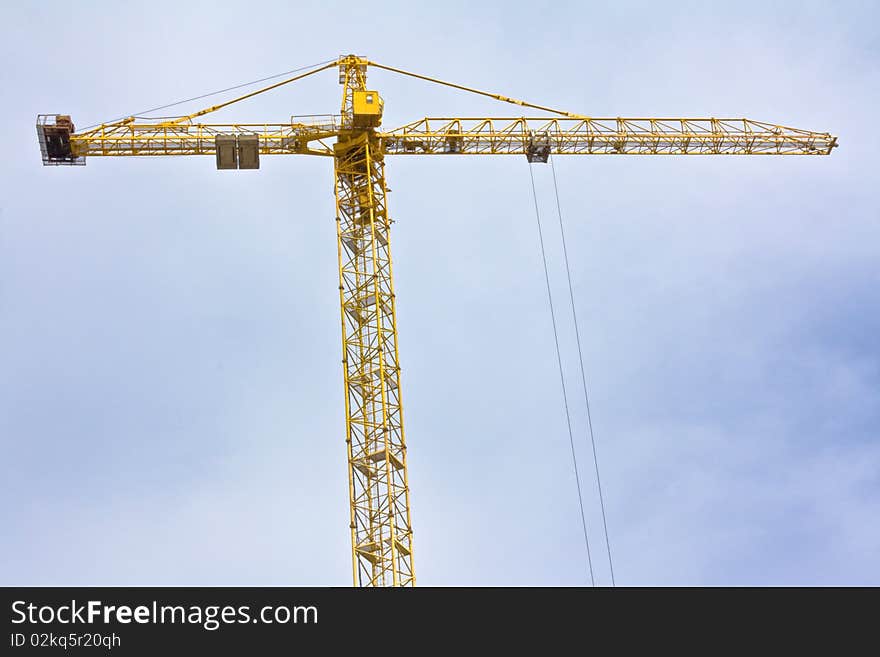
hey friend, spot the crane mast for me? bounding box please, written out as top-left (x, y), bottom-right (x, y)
top-left (334, 56), bottom-right (414, 586)
top-left (36, 54), bottom-right (837, 587)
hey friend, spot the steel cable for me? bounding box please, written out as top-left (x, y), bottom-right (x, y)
top-left (550, 156), bottom-right (616, 586)
top-left (79, 58), bottom-right (337, 132)
top-left (528, 163), bottom-right (595, 586)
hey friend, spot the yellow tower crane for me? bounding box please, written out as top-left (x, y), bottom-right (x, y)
top-left (37, 54), bottom-right (837, 587)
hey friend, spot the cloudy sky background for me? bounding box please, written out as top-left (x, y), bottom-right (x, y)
top-left (1, 0), bottom-right (877, 585)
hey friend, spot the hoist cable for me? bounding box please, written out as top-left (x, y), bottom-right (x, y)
top-left (528, 163), bottom-right (595, 587)
top-left (550, 157), bottom-right (617, 586)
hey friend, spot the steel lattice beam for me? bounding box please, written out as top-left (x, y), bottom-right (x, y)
top-left (333, 58), bottom-right (414, 587)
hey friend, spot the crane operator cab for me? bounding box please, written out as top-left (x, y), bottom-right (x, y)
top-left (352, 90), bottom-right (383, 128)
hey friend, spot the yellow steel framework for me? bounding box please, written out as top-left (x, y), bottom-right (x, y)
top-left (37, 54), bottom-right (837, 587)
top-left (333, 57), bottom-right (414, 586)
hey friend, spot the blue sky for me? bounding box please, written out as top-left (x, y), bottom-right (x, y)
top-left (1, 0), bottom-right (878, 585)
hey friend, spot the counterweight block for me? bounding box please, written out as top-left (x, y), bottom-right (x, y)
top-left (36, 114), bottom-right (85, 165)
